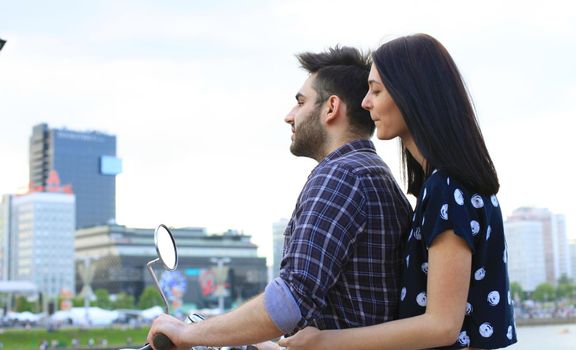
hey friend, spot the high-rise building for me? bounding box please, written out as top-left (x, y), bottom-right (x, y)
top-left (0, 195), bottom-right (13, 280)
top-left (505, 207), bottom-right (572, 291)
top-left (8, 186), bottom-right (76, 298)
top-left (505, 220), bottom-right (547, 291)
top-left (29, 123), bottom-right (121, 229)
top-left (272, 218), bottom-right (288, 278)
top-left (569, 239), bottom-right (576, 282)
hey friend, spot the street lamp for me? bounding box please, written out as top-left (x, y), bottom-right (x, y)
top-left (210, 257), bottom-right (231, 313)
top-left (78, 256), bottom-right (97, 325)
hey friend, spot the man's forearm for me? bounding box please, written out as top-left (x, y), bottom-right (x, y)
top-left (185, 294), bottom-right (284, 347)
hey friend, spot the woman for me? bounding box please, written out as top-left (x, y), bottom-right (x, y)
top-left (278, 33), bottom-right (517, 350)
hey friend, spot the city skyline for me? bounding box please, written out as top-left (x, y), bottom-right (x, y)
top-left (1, 0), bottom-right (575, 262)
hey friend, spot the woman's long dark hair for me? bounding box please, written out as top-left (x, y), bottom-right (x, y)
top-left (372, 34), bottom-right (499, 196)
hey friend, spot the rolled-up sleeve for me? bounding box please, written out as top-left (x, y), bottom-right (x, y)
top-left (279, 165), bottom-right (366, 329)
top-left (263, 277), bottom-right (302, 334)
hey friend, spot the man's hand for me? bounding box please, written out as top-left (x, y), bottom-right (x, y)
top-left (277, 327), bottom-right (329, 350)
top-left (146, 314), bottom-right (192, 350)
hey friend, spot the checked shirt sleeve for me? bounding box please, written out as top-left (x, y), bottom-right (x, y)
top-left (278, 164), bottom-right (367, 331)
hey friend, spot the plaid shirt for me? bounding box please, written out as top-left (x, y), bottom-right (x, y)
top-left (279, 140), bottom-right (412, 331)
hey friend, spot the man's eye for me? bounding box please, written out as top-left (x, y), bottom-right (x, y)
top-left (297, 101), bottom-right (304, 106)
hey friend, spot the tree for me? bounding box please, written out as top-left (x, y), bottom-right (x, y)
top-left (558, 274), bottom-right (573, 285)
top-left (112, 292), bottom-right (135, 309)
top-left (556, 276), bottom-right (575, 301)
top-left (510, 282), bottom-right (524, 301)
top-left (532, 283), bottom-right (556, 302)
top-left (138, 285), bottom-right (164, 309)
top-left (14, 296), bottom-right (37, 313)
top-left (72, 296), bottom-right (85, 307)
top-left (94, 289), bottom-right (111, 309)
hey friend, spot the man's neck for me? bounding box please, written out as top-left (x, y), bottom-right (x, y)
top-left (316, 136), bottom-right (369, 162)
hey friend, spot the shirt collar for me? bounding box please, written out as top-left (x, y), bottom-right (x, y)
top-left (318, 139), bottom-right (376, 166)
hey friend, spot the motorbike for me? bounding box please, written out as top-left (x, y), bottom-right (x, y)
top-left (119, 224), bottom-right (258, 350)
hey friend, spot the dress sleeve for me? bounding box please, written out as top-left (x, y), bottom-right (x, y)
top-left (420, 174), bottom-right (478, 253)
top-left (279, 164), bottom-right (367, 329)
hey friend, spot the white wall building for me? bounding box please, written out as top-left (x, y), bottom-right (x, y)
top-left (505, 207), bottom-right (572, 291)
top-left (569, 239), bottom-right (576, 282)
top-left (0, 194), bottom-right (12, 280)
top-left (10, 191), bottom-right (76, 298)
top-left (505, 220), bottom-right (547, 291)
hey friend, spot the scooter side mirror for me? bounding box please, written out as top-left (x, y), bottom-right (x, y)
top-left (154, 224), bottom-right (178, 271)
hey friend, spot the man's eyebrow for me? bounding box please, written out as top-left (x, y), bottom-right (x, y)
top-left (295, 92), bottom-right (304, 100)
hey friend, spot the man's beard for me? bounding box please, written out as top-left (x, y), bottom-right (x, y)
top-left (290, 105), bottom-right (327, 160)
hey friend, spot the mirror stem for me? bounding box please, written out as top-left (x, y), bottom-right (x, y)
top-left (146, 258), bottom-right (171, 314)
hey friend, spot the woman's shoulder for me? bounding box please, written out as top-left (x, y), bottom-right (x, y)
top-left (423, 170), bottom-right (498, 203)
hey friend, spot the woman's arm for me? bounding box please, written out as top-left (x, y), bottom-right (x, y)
top-left (279, 229), bottom-right (472, 350)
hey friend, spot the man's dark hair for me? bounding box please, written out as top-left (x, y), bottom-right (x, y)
top-left (296, 46), bottom-right (374, 136)
top-left (372, 34), bottom-right (499, 196)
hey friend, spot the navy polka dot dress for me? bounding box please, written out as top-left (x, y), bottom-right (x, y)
top-left (398, 170), bottom-right (517, 349)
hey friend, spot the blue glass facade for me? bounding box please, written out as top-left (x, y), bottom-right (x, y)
top-left (29, 123), bottom-right (120, 228)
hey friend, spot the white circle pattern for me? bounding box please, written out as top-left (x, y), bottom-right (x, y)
top-left (471, 194), bottom-right (484, 208)
top-left (416, 292), bottom-right (427, 307)
top-left (454, 189), bottom-right (464, 205)
top-left (488, 291), bottom-right (500, 306)
top-left (466, 302), bottom-right (473, 315)
top-left (507, 325), bottom-right (514, 340)
top-left (471, 220), bottom-right (480, 236)
top-left (479, 322), bottom-right (494, 338)
top-left (458, 331), bottom-right (470, 347)
top-left (413, 227), bottom-right (422, 240)
top-left (474, 267), bottom-right (486, 281)
top-left (440, 204), bottom-right (449, 220)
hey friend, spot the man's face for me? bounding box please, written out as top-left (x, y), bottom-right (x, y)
top-left (284, 74), bottom-right (327, 160)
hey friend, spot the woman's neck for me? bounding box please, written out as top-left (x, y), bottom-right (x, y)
top-left (402, 136), bottom-right (427, 171)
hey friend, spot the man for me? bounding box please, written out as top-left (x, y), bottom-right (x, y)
top-left (147, 46), bottom-right (412, 349)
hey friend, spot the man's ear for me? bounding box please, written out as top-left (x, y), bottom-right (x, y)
top-left (323, 95), bottom-right (343, 125)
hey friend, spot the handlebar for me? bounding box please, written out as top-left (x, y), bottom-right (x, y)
top-left (153, 333), bottom-right (174, 350)
top-left (150, 334), bottom-right (259, 350)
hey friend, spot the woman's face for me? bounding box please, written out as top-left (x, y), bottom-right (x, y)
top-left (362, 63), bottom-right (409, 141)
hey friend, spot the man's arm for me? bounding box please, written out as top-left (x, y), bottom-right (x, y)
top-left (147, 294), bottom-right (283, 349)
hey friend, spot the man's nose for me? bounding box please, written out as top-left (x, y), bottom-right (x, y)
top-left (284, 108), bottom-right (295, 124)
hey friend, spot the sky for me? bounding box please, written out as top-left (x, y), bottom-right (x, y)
top-left (1, 0), bottom-right (575, 263)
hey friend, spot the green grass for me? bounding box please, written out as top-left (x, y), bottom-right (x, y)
top-left (0, 326), bottom-right (150, 350)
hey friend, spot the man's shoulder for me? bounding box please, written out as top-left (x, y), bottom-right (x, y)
top-left (326, 150), bottom-right (391, 177)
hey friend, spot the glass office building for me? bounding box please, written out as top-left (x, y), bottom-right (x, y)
top-left (29, 123), bottom-right (121, 229)
top-left (75, 225), bottom-right (268, 309)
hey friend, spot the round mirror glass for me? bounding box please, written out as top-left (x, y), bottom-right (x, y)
top-left (155, 224), bottom-right (178, 270)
